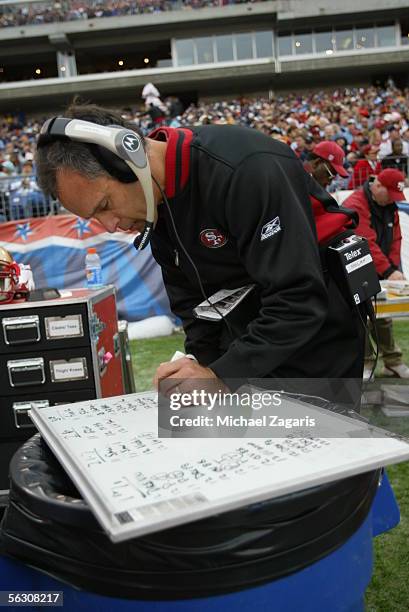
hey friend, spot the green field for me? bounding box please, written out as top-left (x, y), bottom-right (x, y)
top-left (130, 320), bottom-right (409, 610)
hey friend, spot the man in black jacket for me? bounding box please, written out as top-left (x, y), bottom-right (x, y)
top-left (36, 104), bottom-right (365, 395)
top-left (381, 139), bottom-right (408, 176)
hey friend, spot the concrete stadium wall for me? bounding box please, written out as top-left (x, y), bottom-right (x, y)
top-left (1, 0), bottom-right (409, 110)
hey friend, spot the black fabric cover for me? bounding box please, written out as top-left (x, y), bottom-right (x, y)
top-left (0, 435), bottom-right (379, 600)
top-left (0, 493), bottom-right (8, 523)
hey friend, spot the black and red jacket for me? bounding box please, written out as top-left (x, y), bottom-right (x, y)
top-left (148, 125), bottom-right (364, 382)
top-left (306, 176), bottom-right (358, 246)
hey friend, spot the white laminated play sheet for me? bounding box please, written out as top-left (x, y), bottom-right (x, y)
top-left (30, 391), bottom-right (409, 542)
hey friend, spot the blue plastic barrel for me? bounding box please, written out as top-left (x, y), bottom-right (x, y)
top-left (0, 472), bottom-right (399, 612)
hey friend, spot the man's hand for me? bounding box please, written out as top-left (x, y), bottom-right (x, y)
top-left (154, 357), bottom-right (228, 398)
top-left (388, 270), bottom-right (406, 281)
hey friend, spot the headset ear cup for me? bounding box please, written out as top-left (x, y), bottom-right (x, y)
top-left (89, 144), bottom-right (137, 183)
top-left (38, 116), bottom-right (140, 184)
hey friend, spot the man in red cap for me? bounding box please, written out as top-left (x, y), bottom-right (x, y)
top-left (304, 141), bottom-right (349, 190)
top-left (344, 168), bottom-right (409, 379)
top-left (304, 141), bottom-right (354, 244)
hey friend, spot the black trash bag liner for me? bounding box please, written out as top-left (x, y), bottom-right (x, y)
top-left (0, 493), bottom-right (8, 524)
top-left (0, 435), bottom-right (379, 600)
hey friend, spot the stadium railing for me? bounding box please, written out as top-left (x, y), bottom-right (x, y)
top-left (1, 159), bottom-right (407, 224)
top-left (0, 175), bottom-right (61, 222)
top-left (379, 155), bottom-right (409, 175)
top-left (342, 157), bottom-right (409, 190)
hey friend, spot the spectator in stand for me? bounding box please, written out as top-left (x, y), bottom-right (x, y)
top-left (166, 96), bottom-right (184, 119)
top-left (0, 160), bottom-right (16, 185)
top-left (368, 128), bottom-right (383, 148)
top-left (401, 127), bottom-right (409, 153)
top-left (141, 82), bottom-right (162, 108)
top-left (290, 134), bottom-right (308, 161)
top-left (310, 126), bottom-right (323, 145)
top-left (9, 160), bottom-right (37, 190)
top-left (333, 135), bottom-right (348, 153)
top-left (346, 151), bottom-right (359, 167)
top-left (350, 133), bottom-right (370, 156)
top-left (141, 82), bottom-right (167, 127)
top-left (323, 123), bottom-right (337, 140)
top-left (379, 126), bottom-right (406, 159)
top-left (381, 139), bottom-right (409, 176)
top-left (9, 149), bottom-right (22, 174)
top-left (344, 169), bottom-right (409, 379)
top-left (348, 144), bottom-right (381, 189)
top-left (303, 135), bottom-right (315, 158)
top-left (8, 160), bottom-right (48, 218)
top-left (336, 116), bottom-right (353, 145)
top-left (0, 161), bottom-right (13, 183)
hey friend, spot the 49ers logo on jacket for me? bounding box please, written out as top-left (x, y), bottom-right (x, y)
top-left (200, 229), bottom-right (228, 248)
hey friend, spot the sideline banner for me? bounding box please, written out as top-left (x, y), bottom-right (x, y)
top-left (0, 204), bottom-right (408, 318)
top-left (0, 215), bottom-right (172, 322)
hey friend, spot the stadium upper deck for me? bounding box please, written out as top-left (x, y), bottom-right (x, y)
top-left (0, 0), bottom-right (408, 110)
top-left (1, 0), bottom-right (242, 27)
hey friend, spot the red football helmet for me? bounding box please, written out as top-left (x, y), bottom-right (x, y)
top-left (0, 247), bottom-right (26, 304)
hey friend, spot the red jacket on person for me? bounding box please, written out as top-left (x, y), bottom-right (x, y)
top-left (310, 195), bottom-right (353, 244)
top-left (343, 188), bottom-right (401, 278)
top-left (347, 160), bottom-right (382, 189)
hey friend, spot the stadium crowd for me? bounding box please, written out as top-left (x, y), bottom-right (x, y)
top-left (135, 82), bottom-right (409, 191)
top-left (0, 81), bottom-right (408, 220)
top-left (0, 0), bottom-right (261, 28)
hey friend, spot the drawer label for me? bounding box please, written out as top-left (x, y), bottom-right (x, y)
top-left (45, 315), bottom-right (84, 339)
top-left (50, 358), bottom-right (88, 382)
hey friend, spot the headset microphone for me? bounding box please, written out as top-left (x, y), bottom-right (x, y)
top-left (133, 221), bottom-right (154, 250)
top-left (38, 117), bottom-right (155, 251)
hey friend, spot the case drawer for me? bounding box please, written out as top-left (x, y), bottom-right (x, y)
top-left (0, 389), bottom-right (97, 440)
top-left (0, 304), bottom-right (90, 355)
top-left (0, 348), bottom-right (95, 397)
top-left (2, 315), bottom-right (41, 346)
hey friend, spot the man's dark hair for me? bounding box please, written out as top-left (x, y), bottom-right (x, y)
top-left (35, 101), bottom-right (145, 198)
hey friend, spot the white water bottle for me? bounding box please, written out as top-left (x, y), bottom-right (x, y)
top-left (85, 247), bottom-right (103, 289)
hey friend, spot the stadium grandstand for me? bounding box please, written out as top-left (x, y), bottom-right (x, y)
top-left (0, 0), bottom-right (408, 110)
top-left (0, 0), bottom-right (408, 228)
top-left (1, 84), bottom-right (409, 220)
